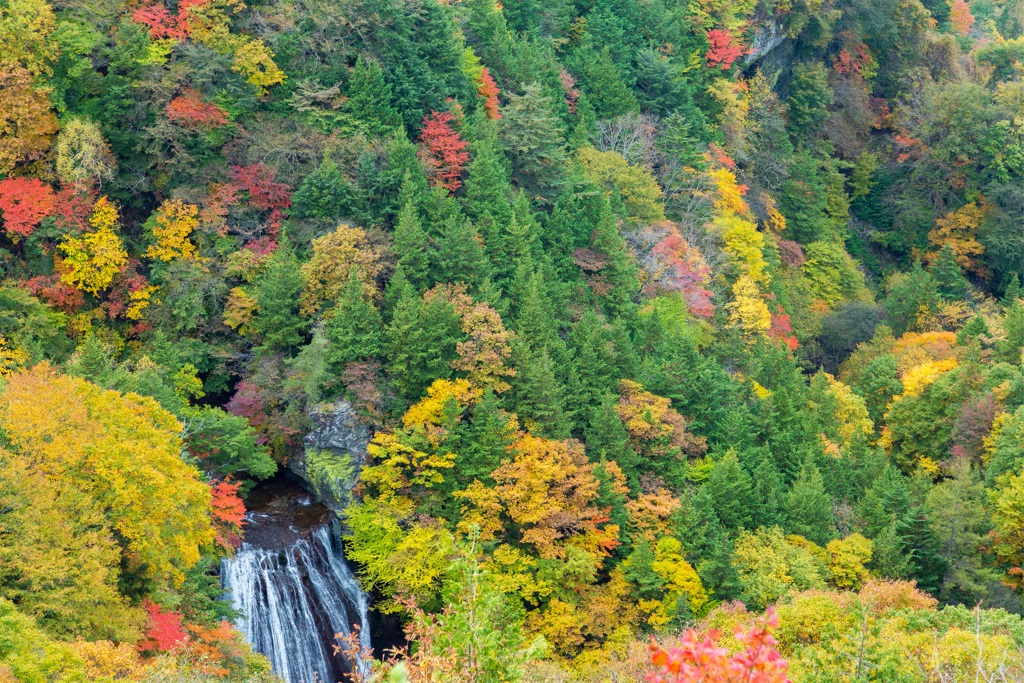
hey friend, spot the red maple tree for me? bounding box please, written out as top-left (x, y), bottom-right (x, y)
top-left (768, 306), bottom-right (799, 351)
top-left (230, 163), bottom-right (291, 232)
top-left (166, 90), bottom-right (229, 128)
top-left (25, 272), bottom-right (85, 312)
top-left (0, 177), bottom-right (56, 239)
top-left (210, 480), bottom-right (246, 549)
top-left (52, 185), bottom-right (96, 235)
top-left (647, 607), bottom-right (791, 683)
top-left (139, 601), bottom-right (188, 653)
top-left (131, 3), bottom-right (189, 40)
top-left (706, 29), bottom-right (746, 70)
top-left (418, 111), bottom-right (470, 193)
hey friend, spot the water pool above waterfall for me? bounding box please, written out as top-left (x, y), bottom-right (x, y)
top-left (222, 475), bottom-right (371, 683)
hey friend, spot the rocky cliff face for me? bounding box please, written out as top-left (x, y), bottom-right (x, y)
top-left (289, 401), bottom-right (371, 516)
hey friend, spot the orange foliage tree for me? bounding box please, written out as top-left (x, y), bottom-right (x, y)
top-left (949, 0), bottom-right (974, 36)
top-left (457, 433), bottom-right (619, 560)
top-left (615, 379), bottom-right (707, 459)
top-left (166, 89), bottom-right (229, 128)
top-left (0, 60), bottom-right (59, 174)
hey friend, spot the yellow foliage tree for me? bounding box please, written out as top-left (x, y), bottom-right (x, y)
top-left (928, 201), bottom-right (988, 278)
top-left (0, 364), bottom-right (215, 586)
top-left (70, 640), bottom-right (147, 681)
top-left (145, 199), bottom-right (199, 261)
top-left (55, 118), bottom-right (116, 189)
top-left (826, 375), bottom-right (874, 448)
top-left (644, 537), bottom-right (708, 626)
top-left (725, 275), bottom-right (772, 341)
top-left (826, 533), bottom-right (873, 589)
top-left (0, 454), bottom-right (144, 642)
top-left (0, 0), bottom-right (57, 76)
top-left (58, 197), bottom-right (128, 295)
top-left (899, 357), bottom-right (959, 399)
top-left (615, 379), bottom-right (706, 458)
top-left (231, 39), bottom-right (286, 94)
top-left (184, 0), bottom-right (284, 94)
top-left (300, 223), bottom-right (382, 316)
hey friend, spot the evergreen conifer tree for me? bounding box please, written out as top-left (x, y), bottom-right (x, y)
top-left (324, 268), bottom-right (383, 373)
top-left (784, 457), bottom-right (836, 545)
top-left (704, 449), bottom-right (754, 531)
top-left (500, 84), bottom-right (567, 202)
top-left (346, 56), bottom-right (401, 137)
top-left (431, 215), bottom-right (492, 291)
top-left (931, 244), bottom-right (970, 301)
top-left (385, 284), bottom-right (462, 402)
top-left (253, 241), bottom-right (308, 357)
top-left (393, 192), bottom-right (431, 290)
top-left (578, 44), bottom-right (638, 120)
top-left (586, 394), bottom-right (642, 490)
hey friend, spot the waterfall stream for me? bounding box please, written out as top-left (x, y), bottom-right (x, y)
top-left (223, 525), bottom-right (371, 683)
top-left (221, 474), bottom-right (371, 683)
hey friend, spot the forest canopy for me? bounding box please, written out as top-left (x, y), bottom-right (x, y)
top-left (0, 0), bottom-right (1023, 680)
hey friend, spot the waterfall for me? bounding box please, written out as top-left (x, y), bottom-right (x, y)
top-left (222, 524), bottom-right (372, 683)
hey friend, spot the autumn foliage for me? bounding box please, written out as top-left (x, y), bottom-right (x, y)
top-left (477, 67), bottom-right (501, 120)
top-left (949, 0), bottom-right (974, 36)
top-left (0, 177), bottom-right (55, 239)
top-left (166, 90), bottom-right (229, 128)
top-left (419, 111), bottom-right (470, 193)
top-left (706, 30), bottom-right (746, 70)
top-left (210, 480), bottom-right (246, 549)
top-left (139, 601), bottom-right (188, 653)
top-left (646, 608), bottom-right (791, 683)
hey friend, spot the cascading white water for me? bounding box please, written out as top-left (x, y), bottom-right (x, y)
top-left (222, 524), bottom-right (372, 683)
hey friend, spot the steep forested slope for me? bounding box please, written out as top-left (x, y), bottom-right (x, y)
top-left (0, 0), bottom-right (1023, 680)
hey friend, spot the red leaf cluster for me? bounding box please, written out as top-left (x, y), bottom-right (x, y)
top-left (225, 381), bottom-right (267, 441)
top-left (418, 111), bottom-right (470, 193)
top-left (210, 481), bottom-right (246, 527)
top-left (477, 67), bottom-right (501, 120)
top-left (229, 164), bottom-right (291, 232)
top-left (210, 480), bottom-right (246, 549)
top-left (131, 3), bottom-right (189, 40)
top-left (706, 29), bottom-right (746, 70)
top-left (834, 44), bottom-right (874, 77)
top-left (768, 307), bottom-right (798, 351)
top-left (102, 261), bottom-right (152, 321)
top-left (707, 143), bottom-right (736, 169)
top-left (131, 0), bottom-right (210, 41)
top-left (648, 232), bottom-right (714, 317)
top-left (53, 186), bottom-right (96, 235)
top-left (25, 271), bottom-right (85, 312)
top-left (559, 69), bottom-right (580, 113)
top-left (646, 607), bottom-right (790, 683)
top-left (0, 178), bottom-right (56, 239)
top-left (139, 601), bottom-right (188, 653)
top-left (166, 90), bottom-right (229, 129)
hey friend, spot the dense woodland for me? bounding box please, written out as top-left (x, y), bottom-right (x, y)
top-left (1, 0), bottom-right (1023, 680)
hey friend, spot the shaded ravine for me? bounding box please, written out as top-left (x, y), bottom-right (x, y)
top-left (222, 476), bottom-right (371, 683)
